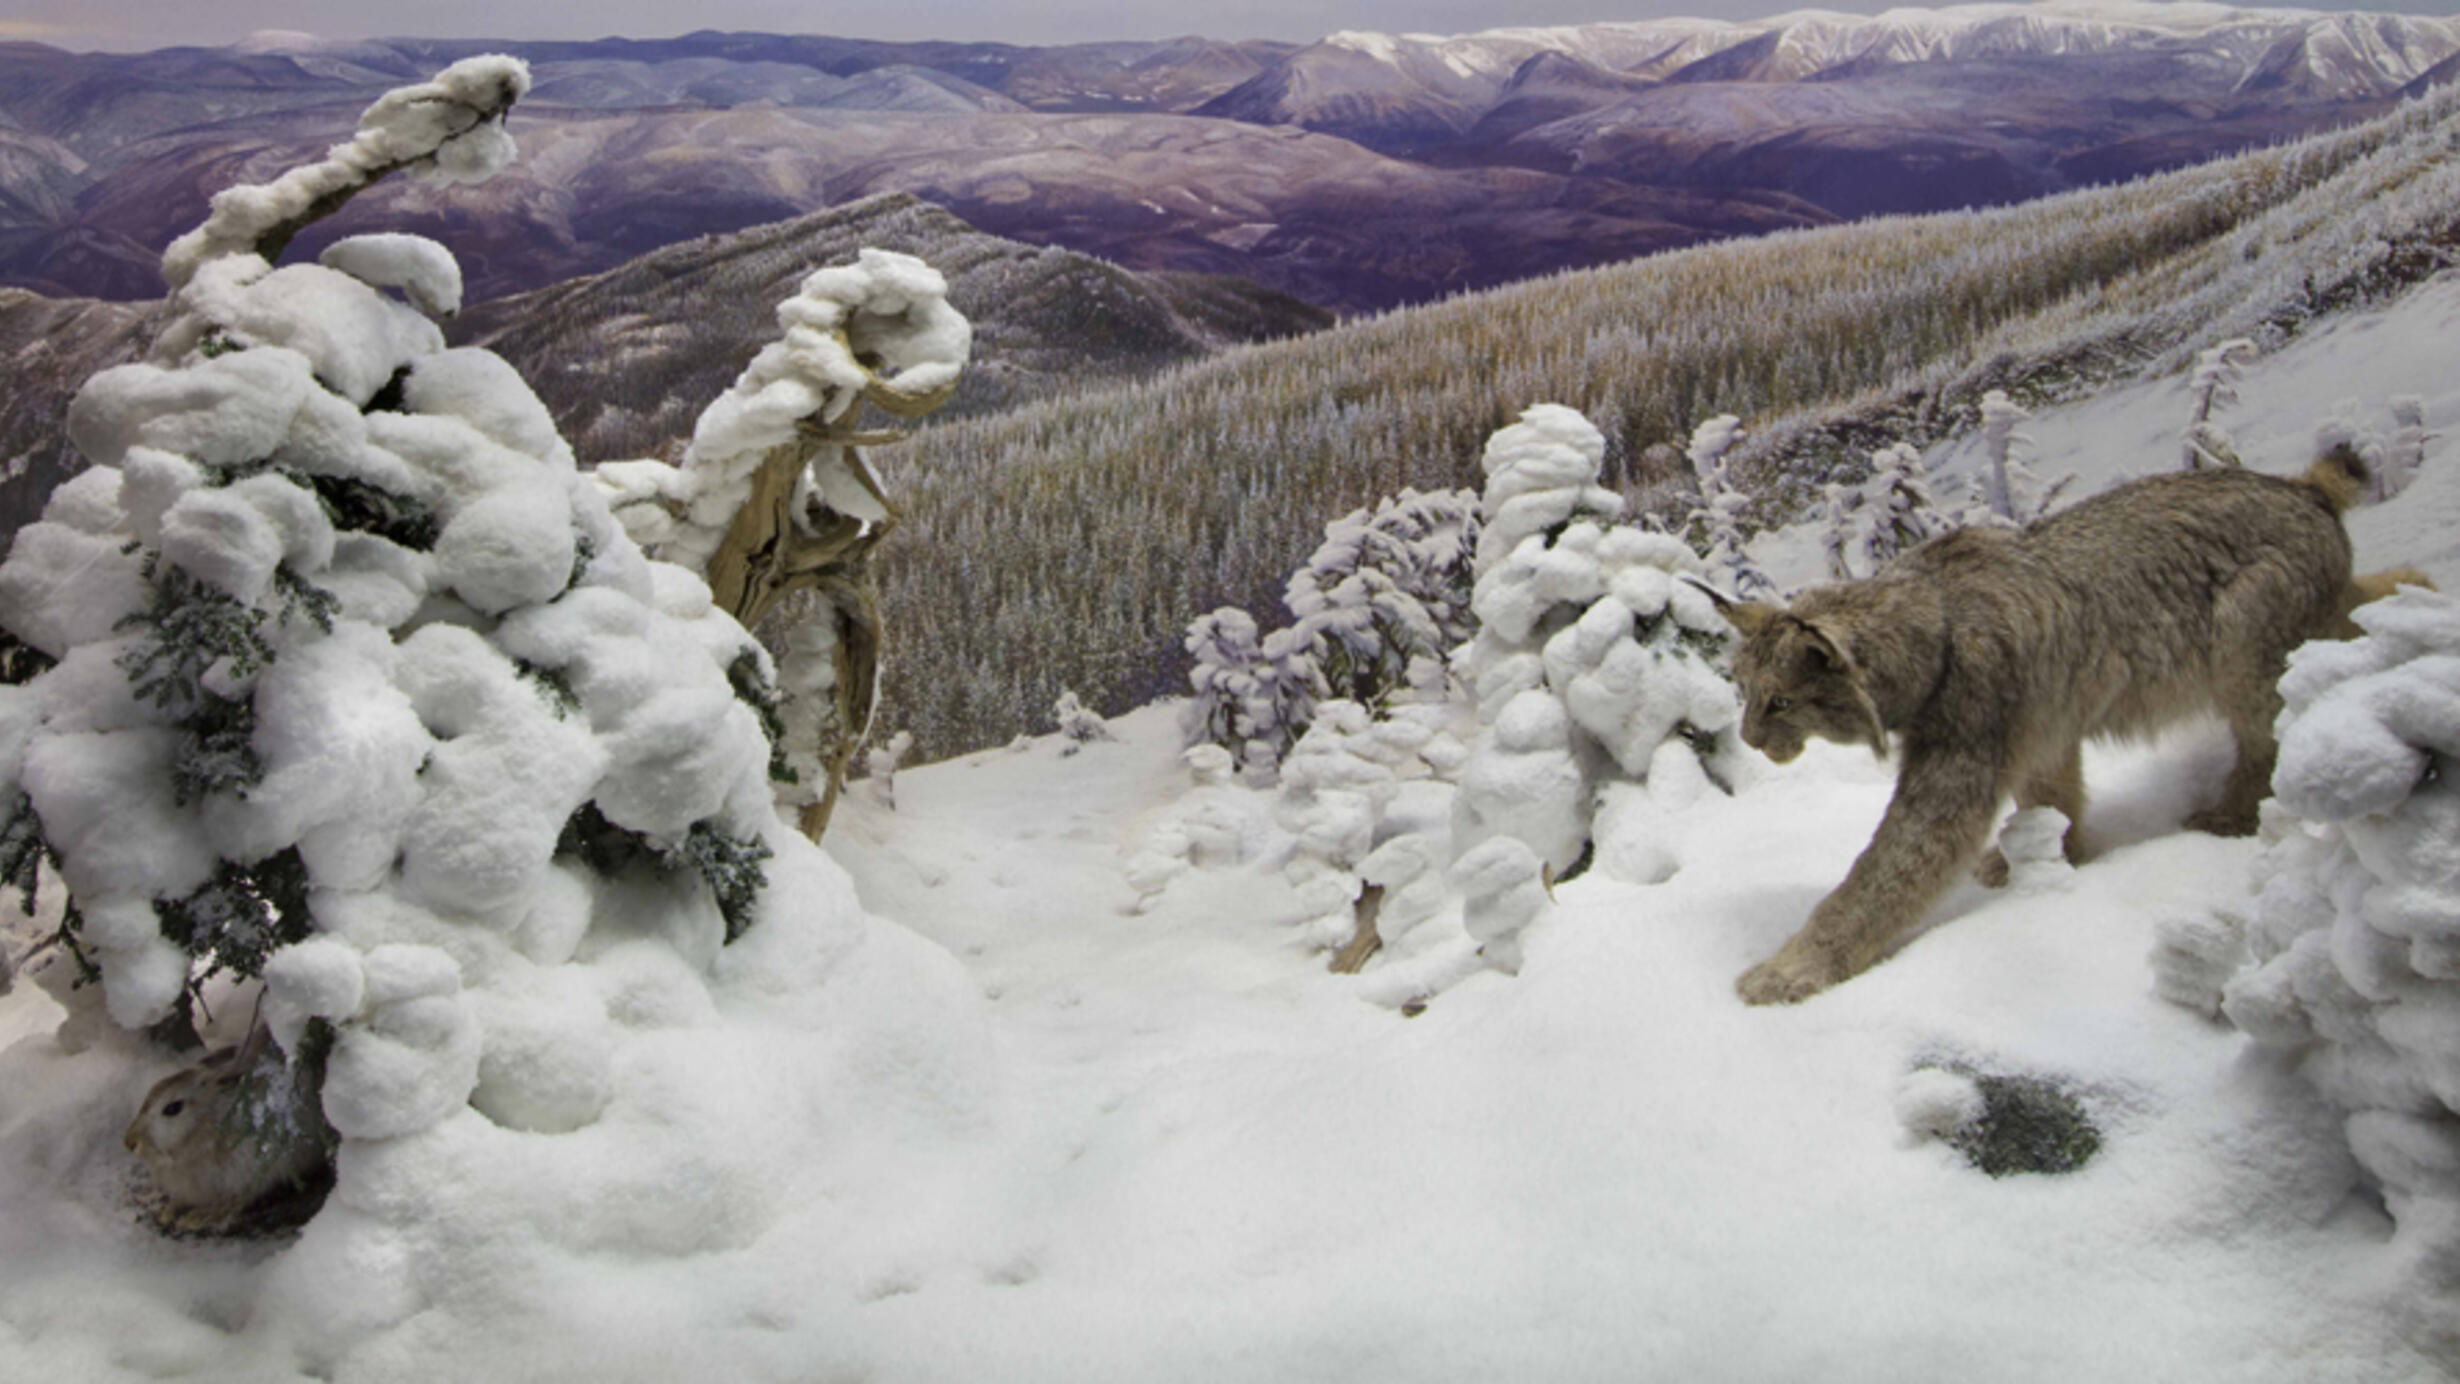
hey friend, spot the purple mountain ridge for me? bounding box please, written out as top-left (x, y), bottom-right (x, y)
top-left (0, 2), bottom-right (2452, 313)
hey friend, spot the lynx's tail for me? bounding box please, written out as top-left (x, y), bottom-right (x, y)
top-left (2331, 566), bottom-right (2437, 639)
top-left (2301, 442), bottom-right (2371, 513)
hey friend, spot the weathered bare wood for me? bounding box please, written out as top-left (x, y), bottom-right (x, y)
top-left (699, 348), bottom-right (954, 844)
top-left (1329, 883), bottom-right (1385, 974)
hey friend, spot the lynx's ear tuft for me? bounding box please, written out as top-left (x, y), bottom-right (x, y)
top-left (1683, 577), bottom-right (1779, 637)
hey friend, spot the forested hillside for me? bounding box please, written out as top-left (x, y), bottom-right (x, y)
top-left (867, 87), bottom-right (2460, 757)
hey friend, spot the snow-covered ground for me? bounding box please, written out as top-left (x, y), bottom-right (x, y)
top-left (811, 700), bottom-right (2419, 1382)
top-left (5, 274), bottom-right (2459, 1381)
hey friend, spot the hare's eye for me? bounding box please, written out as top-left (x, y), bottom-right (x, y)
top-left (160, 1100), bottom-right (186, 1119)
top-left (1768, 696), bottom-right (1793, 714)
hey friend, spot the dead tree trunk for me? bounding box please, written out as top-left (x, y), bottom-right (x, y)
top-left (698, 366), bottom-right (952, 844)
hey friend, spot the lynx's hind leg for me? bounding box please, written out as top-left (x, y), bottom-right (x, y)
top-left (1977, 742), bottom-right (2087, 886)
top-left (2187, 575), bottom-right (2305, 837)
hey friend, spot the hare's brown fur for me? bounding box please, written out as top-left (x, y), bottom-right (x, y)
top-left (1723, 452), bottom-right (2396, 1005)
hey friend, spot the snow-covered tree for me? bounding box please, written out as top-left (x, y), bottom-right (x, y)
top-left (2208, 586), bottom-right (2460, 1358)
top-left (1820, 481), bottom-right (1866, 581)
top-left (1968, 390), bottom-right (2074, 527)
top-left (1183, 485), bottom-right (1477, 777)
top-left (1860, 442), bottom-right (1954, 568)
top-left (1698, 488), bottom-right (1775, 600)
top-left (1181, 606), bottom-right (1320, 778)
top-left (0, 57), bottom-right (993, 1312)
top-left (1273, 698), bottom-right (1462, 971)
top-left (2182, 338), bottom-right (2258, 470)
top-left (1277, 701), bottom-right (1405, 955)
top-left (1051, 688), bottom-right (1113, 751)
top-left (2381, 396), bottom-right (2430, 501)
top-left (1283, 487), bottom-right (1478, 712)
top-left (597, 248), bottom-right (970, 839)
top-left (864, 728), bottom-right (915, 810)
top-left (1451, 404), bottom-right (1745, 972)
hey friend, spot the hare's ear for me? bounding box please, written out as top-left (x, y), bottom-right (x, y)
top-left (1681, 577), bottom-right (1779, 637)
top-left (234, 1015), bottom-right (275, 1069)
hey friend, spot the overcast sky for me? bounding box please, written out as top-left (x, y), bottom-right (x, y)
top-left (3, 0), bottom-right (2453, 52)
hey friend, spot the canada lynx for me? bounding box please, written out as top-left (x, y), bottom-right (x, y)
top-left (1713, 449), bottom-right (2419, 1005)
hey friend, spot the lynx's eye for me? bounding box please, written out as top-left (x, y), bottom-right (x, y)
top-left (1768, 696), bottom-right (1793, 714)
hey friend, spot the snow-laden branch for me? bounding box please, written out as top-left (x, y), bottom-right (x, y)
top-left (161, 54), bottom-right (530, 291)
top-left (598, 248), bottom-right (971, 582)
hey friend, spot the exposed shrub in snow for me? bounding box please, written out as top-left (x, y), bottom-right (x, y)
top-left (2217, 586), bottom-right (2460, 1353)
top-left (1818, 481), bottom-right (1865, 581)
top-left (1901, 1064), bottom-right (2103, 1178)
top-left (1696, 489), bottom-right (1775, 602)
top-left (1452, 404), bottom-right (1745, 969)
top-left (596, 247), bottom-right (970, 838)
top-left (0, 59), bottom-right (996, 1352)
top-left (1679, 415), bottom-right (1768, 597)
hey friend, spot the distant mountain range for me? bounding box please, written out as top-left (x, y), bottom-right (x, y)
top-left (0, 194), bottom-right (1331, 539)
top-left (0, 2), bottom-right (2455, 312)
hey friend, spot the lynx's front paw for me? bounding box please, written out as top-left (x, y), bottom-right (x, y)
top-left (1974, 848), bottom-right (2011, 888)
top-left (1736, 945), bottom-right (1847, 1006)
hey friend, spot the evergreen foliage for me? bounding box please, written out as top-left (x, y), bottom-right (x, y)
top-left (0, 629), bottom-right (54, 686)
top-left (725, 647), bottom-right (798, 786)
top-left (553, 803), bottom-right (774, 946)
top-left (152, 849), bottom-right (314, 986)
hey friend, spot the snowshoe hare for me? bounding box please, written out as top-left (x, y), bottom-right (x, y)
top-left (124, 1018), bottom-right (333, 1234)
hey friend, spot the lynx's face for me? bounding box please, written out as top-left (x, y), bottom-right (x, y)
top-left (1733, 617), bottom-right (1883, 764)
